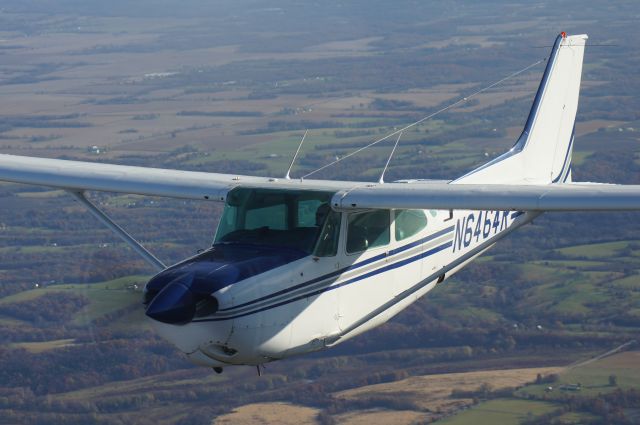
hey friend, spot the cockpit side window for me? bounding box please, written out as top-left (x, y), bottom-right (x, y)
top-left (394, 209), bottom-right (427, 241)
top-left (346, 210), bottom-right (390, 254)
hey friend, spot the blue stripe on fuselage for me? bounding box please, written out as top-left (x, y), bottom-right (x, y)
top-left (218, 225), bottom-right (454, 312)
top-left (193, 240), bottom-right (453, 323)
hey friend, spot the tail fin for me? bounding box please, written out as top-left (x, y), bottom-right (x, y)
top-left (456, 33), bottom-right (587, 185)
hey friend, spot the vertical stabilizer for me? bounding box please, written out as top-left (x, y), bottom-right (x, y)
top-left (456, 33), bottom-right (587, 185)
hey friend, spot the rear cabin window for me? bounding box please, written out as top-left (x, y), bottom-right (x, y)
top-left (394, 210), bottom-right (427, 241)
top-left (346, 210), bottom-right (390, 254)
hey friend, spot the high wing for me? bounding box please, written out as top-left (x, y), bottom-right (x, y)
top-left (0, 153), bottom-right (638, 213)
top-left (0, 153), bottom-right (363, 201)
top-left (331, 182), bottom-right (640, 212)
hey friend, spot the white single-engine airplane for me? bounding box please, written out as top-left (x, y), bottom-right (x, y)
top-left (0, 33), bottom-right (639, 373)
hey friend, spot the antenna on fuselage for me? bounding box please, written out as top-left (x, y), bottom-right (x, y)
top-left (378, 131), bottom-right (402, 184)
top-left (284, 129), bottom-right (308, 180)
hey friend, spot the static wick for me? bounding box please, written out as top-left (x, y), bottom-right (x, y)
top-left (285, 130), bottom-right (308, 180)
top-left (378, 132), bottom-right (403, 184)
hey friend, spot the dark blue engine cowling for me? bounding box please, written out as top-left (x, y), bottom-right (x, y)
top-left (144, 243), bottom-right (307, 325)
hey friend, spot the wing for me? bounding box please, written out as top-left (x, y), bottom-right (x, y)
top-left (331, 182), bottom-right (640, 211)
top-left (0, 153), bottom-right (363, 200)
top-left (1, 153), bottom-right (638, 212)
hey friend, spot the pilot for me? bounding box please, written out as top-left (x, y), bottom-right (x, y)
top-left (315, 203), bottom-right (331, 227)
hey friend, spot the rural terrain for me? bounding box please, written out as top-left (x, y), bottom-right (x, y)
top-left (0, 1), bottom-right (639, 424)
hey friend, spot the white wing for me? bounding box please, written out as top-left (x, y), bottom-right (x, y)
top-left (0, 153), bottom-right (363, 201)
top-left (331, 182), bottom-right (640, 211)
top-left (1, 153), bottom-right (638, 212)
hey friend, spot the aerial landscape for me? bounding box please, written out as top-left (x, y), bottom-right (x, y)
top-left (0, 0), bottom-right (639, 424)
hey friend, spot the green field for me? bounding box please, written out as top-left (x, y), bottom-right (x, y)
top-left (557, 241), bottom-right (634, 259)
top-left (0, 275), bottom-right (147, 326)
top-left (436, 399), bottom-right (558, 425)
top-left (439, 350), bottom-right (640, 424)
top-left (520, 351), bottom-right (640, 399)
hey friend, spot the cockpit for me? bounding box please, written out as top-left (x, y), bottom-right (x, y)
top-left (144, 187), bottom-right (430, 326)
top-left (214, 188), bottom-right (341, 256)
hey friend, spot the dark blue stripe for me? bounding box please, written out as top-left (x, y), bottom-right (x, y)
top-left (551, 126), bottom-right (575, 183)
top-left (219, 225), bottom-right (454, 312)
top-left (510, 211), bottom-right (524, 219)
top-left (518, 34), bottom-right (564, 150)
top-left (194, 241), bottom-right (453, 323)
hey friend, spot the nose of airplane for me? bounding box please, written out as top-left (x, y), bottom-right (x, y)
top-left (145, 274), bottom-right (196, 325)
top-left (143, 243), bottom-right (307, 325)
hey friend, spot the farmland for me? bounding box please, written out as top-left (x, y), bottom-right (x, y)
top-left (0, 0), bottom-right (639, 424)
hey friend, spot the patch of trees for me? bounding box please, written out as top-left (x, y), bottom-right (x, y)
top-left (450, 382), bottom-right (516, 401)
top-left (0, 292), bottom-right (89, 324)
top-left (239, 120), bottom-right (345, 135)
top-left (0, 323), bottom-right (72, 343)
top-left (575, 150), bottom-right (640, 185)
top-left (522, 388), bottom-right (640, 425)
top-left (177, 110), bottom-right (263, 117)
top-left (0, 335), bottom-right (188, 395)
top-left (369, 98), bottom-right (415, 111)
top-left (333, 129), bottom-right (377, 138)
top-left (0, 114), bottom-right (91, 131)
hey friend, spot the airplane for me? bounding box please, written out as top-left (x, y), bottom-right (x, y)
top-left (0, 33), bottom-right (639, 373)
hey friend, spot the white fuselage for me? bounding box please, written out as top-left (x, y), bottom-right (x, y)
top-left (151, 208), bottom-right (535, 368)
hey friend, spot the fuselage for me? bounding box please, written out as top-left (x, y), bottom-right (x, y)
top-left (144, 187), bottom-right (535, 368)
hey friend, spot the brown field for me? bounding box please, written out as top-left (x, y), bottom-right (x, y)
top-left (0, 13), bottom-right (565, 162)
top-left (214, 402), bottom-right (320, 425)
top-left (304, 37), bottom-right (383, 53)
top-left (335, 367), bottom-right (564, 413)
top-left (365, 87), bottom-right (462, 109)
top-left (452, 80), bottom-right (540, 113)
top-left (575, 119), bottom-right (626, 137)
top-left (0, 18), bottom-right (382, 157)
top-left (335, 409), bottom-right (426, 425)
top-left (2, 12), bottom-right (614, 165)
top-left (423, 35), bottom-right (505, 49)
top-left (9, 338), bottom-right (78, 353)
top-left (209, 366), bottom-right (564, 425)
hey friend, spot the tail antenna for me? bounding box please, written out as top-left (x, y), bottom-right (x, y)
top-left (285, 129), bottom-right (308, 180)
top-left (378, 131), bottom-right (402, 184)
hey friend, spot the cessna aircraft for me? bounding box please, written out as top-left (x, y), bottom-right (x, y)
top-left (0, 33), bottom-right (639, 372)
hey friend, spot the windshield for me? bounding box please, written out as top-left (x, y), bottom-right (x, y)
top-left (214, 188), bottom-right (338, 254)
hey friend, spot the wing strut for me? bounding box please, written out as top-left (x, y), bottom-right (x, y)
top-left (68, 191), bottom-right (166, 271)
